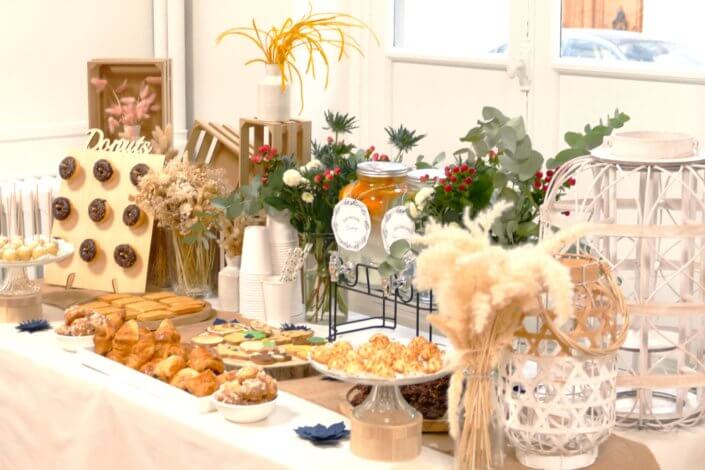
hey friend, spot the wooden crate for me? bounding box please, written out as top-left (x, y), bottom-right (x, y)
top-left (185, 121), bottom-right (253, 189)
top-left (239, 119), bottom-right (312, 185)
top-left (87, 59), bottom-right (172, 144)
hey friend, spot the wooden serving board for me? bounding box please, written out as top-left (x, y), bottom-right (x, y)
top-left (140, 303), bottom-right (215, 330)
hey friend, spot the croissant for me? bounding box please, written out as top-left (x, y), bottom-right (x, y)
top-left (154, 318), bottom-right (180, 344)
top-left (107, 349), bottom-right (128, 365)
top-left (112, 320), bottom-right (140, 354)
top-left (154, 355), bottom-right (186, 382)
top-left (184, 370), bottom-right (218, 397)
top-left (125, 328), bottom-right (156, 370)
top-left (188, 346), bottom-right (224, 374)
top-left (140, 358), bottom-right (161, 377)
top-left (64, 306), bottom-right (89, 326)
top-left (94, 323), bottom-right (116, 355)
top-left (105, 310), bottom-right (126, 330)
top-left (155, 343), bottom-right (188, 360)
top-left (170, 367), bottom-right (199, 389)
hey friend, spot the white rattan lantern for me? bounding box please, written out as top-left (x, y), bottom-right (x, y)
top-left (499, 254), bottom-right (627, 469)
top-left (540, 138), bottom-right (705, 429)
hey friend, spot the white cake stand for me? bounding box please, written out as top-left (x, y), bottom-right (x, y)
top-left (0, 240), bottom-right (74, 296)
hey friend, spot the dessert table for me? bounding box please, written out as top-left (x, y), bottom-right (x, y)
top-left (0, 322), bottom-right (453, 470)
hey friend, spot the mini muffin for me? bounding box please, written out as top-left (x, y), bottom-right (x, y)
top-left (32, 246), bottom-right (49, 259)
top-left (2, 247), bottom-right (17, 261)
top-left (16, 246), bottom-right (32, 261)
top-left (114, 244), bottom-right (137, 268)
top-left (130, 163), bottom-right (150, 187)
top-left (45, 240), bottom-right (60, 256)
top-left (59, 156), bottom-right (77, 180)
top-left (122, 204), bottom-right (145, 227)
top-left (93, 159), bottom-right (114, 182)
top-left (88, 199), bottom-right (110, 223)
top-left (52, 197), bottom-right (71, 220)
top-left (79, 239), bottom-right (98, 262)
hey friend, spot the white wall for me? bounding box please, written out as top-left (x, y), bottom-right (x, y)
top-left (0, 0), bottom-right (154, 179)
top-left (189, 0), bottom-right (357, 146)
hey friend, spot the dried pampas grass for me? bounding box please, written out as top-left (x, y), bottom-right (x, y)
top-left (413, 201), bottom-right (585, 469)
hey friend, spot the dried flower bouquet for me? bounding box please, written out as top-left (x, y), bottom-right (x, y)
top-left (413, 201), bottom-right (585, 469)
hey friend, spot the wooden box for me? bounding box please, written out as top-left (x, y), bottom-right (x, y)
top-left (239, 118), bottom-right (312, 185)
top-left (87, 59), bottom-right (172, 144)
top-left (185, 121), bottom-right (250, 189)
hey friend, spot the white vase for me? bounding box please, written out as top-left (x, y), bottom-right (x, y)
top-left (123, 124), bottom-right (142, 141)
top-left (218, 255), bottom-right (241, 312)
top-left (257, 64), bottom-right (290, 122)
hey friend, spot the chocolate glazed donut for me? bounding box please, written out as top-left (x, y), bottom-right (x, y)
top-left (122, 204), bottom-right (143, 227)
top-left (59, 156), bottom-right (77, 180)
top-left (114, 244), bottom-right (137, 268)
top-left (129, 163), bottom-right (150, 187)
top-left (79, 239), bottom-right (97, 262)
top-left (88, 199), bottom-right (108, 222)
top-left (93, 159), bottom-right (114, 182)
top-left (52, 197), bottom-right (71, 220)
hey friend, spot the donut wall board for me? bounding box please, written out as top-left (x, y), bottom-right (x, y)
top-left (45, 129), bottom-right (165, 293)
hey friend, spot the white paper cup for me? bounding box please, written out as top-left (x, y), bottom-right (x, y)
top-left (262, 275), bottom-right (299, 324)
top-left (267, 211), bottom-right (298, 244)
top-left (240, 226), bottom-right (273, 275)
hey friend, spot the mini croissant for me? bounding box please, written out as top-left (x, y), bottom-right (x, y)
top-left (188, 346), bottom-right (224, 374)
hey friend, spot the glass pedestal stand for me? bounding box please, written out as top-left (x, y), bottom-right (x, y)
top-left (1, 266), bottom-right (41, 296)
top-left (353, 384), bottom-right (418, 425)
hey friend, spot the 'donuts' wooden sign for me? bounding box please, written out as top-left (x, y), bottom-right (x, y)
top-left (45, 129), bottom-right (165, 293)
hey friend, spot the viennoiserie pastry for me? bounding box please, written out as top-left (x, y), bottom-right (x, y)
top-left (122, 204), bottom-right (145, 227)
top-left (114, 244), bottom-right (137, 268)
top-left (129, 163), bottom-right (150, 187)
top-left (93, 159), bottom-right (114, 182)
top-left (215, 366), bottom-right (278, 405)
top-left (52, 197), bottom-right (71, 220)
top-left (88, 198), bottom-right (109, 223)
top-left (79, 239), bottom-right (98, 262)
top-left (59, 156), bottom-right (77, 180)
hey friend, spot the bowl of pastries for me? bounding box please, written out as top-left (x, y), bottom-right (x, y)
top-left (310, 333), bottom-right (448, 385)
top-left (55, 305), bottom-right (106, 351)
top-left (92, 313), bottom-right (235, 398)
top-left (211, 365), bottom-right (278, 423)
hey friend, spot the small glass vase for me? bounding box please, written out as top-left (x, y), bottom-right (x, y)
top-left (167, 229), bottom-right (218, 298)
top-left (300, 233), bottom-right (348, 324)
top-left (455, 370), bottom-right (505, 470)
top-left (123, 124), bottom-right (142, 141)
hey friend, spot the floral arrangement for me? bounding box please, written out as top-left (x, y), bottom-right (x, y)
top-left (90, 76), bottom-right (162, 137)
top-left (413, 201), bottom-right (585, 469)
top-left (405, 107), bottom-right (628, 245)
top-left (132, 156), bottom-right (229, 238)
top-left (217, 9), bottom-right (378, 112)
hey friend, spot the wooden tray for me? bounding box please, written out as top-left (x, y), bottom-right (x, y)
top-left (222, 354), bottom-right (314, 381)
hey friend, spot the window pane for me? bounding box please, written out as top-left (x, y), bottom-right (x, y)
top-left (394, 0), bottom-right (509, 57)
top-left (560, 0), bottom-right (705, 67)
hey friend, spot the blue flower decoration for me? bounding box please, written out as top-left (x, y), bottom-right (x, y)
top-left (16, 319), bottom-right (51, 333)
top-left (295, 422), bottom-right (350, 444)
top-left (213, 317), bottom-right (238, 325)
top-left (280, 323), bottom-right (312, 331)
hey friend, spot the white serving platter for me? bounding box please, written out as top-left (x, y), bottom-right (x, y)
top-left (76, 347), bottom-right (215, 414)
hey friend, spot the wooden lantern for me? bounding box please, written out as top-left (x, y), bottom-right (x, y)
top-left (239, 118), bottom-right (312, 185)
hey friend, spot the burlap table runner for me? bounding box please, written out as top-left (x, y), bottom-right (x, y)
top-left (279, 376), bottom-right (660, 469)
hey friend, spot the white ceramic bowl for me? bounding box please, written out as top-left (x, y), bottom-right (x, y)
top-left (212, 395), bottom-right (278, 423)
top-left (55, 332), bottom-right (95, 352)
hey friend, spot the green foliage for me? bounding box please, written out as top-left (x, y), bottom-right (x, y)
top-left (385, 125), bottom-right (426, 162)
top-left (212, 181), bottom-right (264, 220)
top-left (547, 109), bottom-right (629, 168)
top-left (322, 110), bottom-right (358, 138)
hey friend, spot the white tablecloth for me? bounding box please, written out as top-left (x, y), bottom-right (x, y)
top-left (0, 325), bottom-right (452, 470)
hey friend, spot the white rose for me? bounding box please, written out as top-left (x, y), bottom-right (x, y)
top-left (305, 159), bottom-right (324, 171)
top-left (406, 201), bottom-right (419, 219)
top-left (283, 169), bottom-right (304, 187)
top-left (414, 187), bottom-right (434, 210)
top-left (301, 192), bottom-right (314, 204)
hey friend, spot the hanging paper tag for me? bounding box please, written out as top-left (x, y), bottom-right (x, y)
top-left (332, 198), bottom-right (371, 252)
top-left (381, 206), bottom-right (415, 254)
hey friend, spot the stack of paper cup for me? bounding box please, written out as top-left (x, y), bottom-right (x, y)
top-left (239, 226), bottom-right (272, 321)
top-left (262, 275), bottom-right (298, 324)
top-left (267, 211), bottom-right (303, 321)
